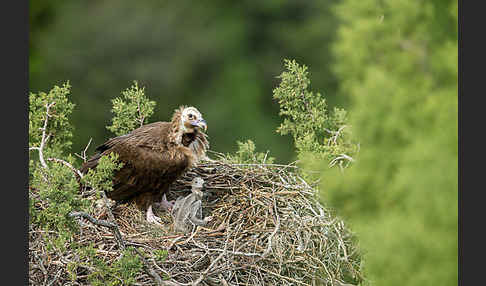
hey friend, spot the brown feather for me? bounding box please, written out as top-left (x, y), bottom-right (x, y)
top-left (182, 130), bottom-right (209, 162)
top-left (80, 106), bottom-right (208, 212)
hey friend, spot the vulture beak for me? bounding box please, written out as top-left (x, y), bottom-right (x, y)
top-left (192, 119), bottom-right (207, 132)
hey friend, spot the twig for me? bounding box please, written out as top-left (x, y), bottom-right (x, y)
top-left (137, 98), bottom-right (145, 127)
top-left (324, 125), bottom-right (347, 146)
top-left (30, 102), bottom-right (56, 169)
top-left (329, 153), bottom-right (354, 169)
top-left (33, 252), bottom-right (48, 285)
top-left (69, 211), bottom-right (118, 229)
top-left (133, 248), bottom-right (167, 286)
top-left (47, 158), bottom-right (83, 179)
top-left (251, 265), bottom-right (311, 286)
top-left (75, 138), bottom-right (93, 162)
top-left (225, 163), bottom-right (298, 168)
top-left (69, 211), bottom-right (125, 249)
top-left (38, 102), bottom-right (55, 169)
top-left (101, 191), bottom-right (126, 250)
top-left (193, 247), bottom-right (261, 258)
top-left (191, 234), bottom-right (230, 286)
top-left (46, 268), bottom-right (63, 286)
top-left (262, 198), bottom-right (280, 258)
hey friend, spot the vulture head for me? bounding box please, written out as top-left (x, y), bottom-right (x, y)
top-left (180, 106), bottom-right (207, 133)
top-left (170, 106), bottom-right (208, 147)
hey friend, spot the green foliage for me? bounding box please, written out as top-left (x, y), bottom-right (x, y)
top-left (29, 83), bottom-right (89, 234)
top-left (74, 245), bottom-right (143, 286)
top-left (29, 82), bottom-right (159, 284)
top-left (107, 81), bottom-right (156, 136)
top-left (28, 81), bottom-right (122, 247)
top-left (153, 249), bottom-right (168, 263)
top-left (319, 0), bottom-right (458, 285)
top-left (273, 59), bottom-right (357, 173)
top-left (227, 139), bottom-right (275, 164)
top-left (81, 153), bottom-right (124, 196)
top-left (29, 82), bottom-right (75, 159)
top-left (30, 156), bottom-right (90, 233)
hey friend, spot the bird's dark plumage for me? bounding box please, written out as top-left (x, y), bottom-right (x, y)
top-left (80, 106), bottom-right (209, 223)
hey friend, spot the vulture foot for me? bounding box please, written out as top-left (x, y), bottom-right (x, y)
top-left (146, 204), bottom-right (163, 226)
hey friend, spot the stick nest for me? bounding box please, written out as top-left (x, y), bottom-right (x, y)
top-left (29, 155), bottom-right (363, 286)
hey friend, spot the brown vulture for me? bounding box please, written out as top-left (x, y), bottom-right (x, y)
top-left (80, 106), bottom-right (209, 225)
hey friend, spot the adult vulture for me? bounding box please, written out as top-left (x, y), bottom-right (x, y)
top-left (80, 106), bottom-right (209, 225)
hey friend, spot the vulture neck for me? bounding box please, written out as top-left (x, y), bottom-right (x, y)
top-left (168, 106), bottom-right (196, 147)
top-left (169, 108), bottom-right (184, 145)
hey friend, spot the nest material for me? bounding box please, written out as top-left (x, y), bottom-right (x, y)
top-left (29, 156), bottom-right (363, 286)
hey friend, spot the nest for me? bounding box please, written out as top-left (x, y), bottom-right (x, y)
top-left (29, 155), bottom-right (363, 286)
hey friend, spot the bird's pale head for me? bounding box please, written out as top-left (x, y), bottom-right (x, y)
top-left (191, 177), bottom-right (205, 198)
top-left (180, 106), bottom-right (207, 133)
top-left (191, 177), bottom-right (204, 190)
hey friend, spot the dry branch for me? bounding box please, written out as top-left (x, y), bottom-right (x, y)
top-left (29, 102), bottom-right (56, 169)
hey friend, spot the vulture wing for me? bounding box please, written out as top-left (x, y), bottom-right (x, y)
top-left (80, 122), bottom-right (193, 203)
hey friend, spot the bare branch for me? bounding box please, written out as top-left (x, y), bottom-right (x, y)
top-left (69, 211), bottom-right (118, 229)
top-left (262, 198), bottom-right (280, 258)
top-left (47, 158), bottom-right (83, 179)
top-left (69, 211), bottom-right (125, 250)
top-left (137, 98), bottom-right (145, 127)
top-left (132, 248), bottom-right (165, 286)
top-left (46, 268), bottom-right (63, 286)
top-left (191, 233), bottom-right (231, 286)
top-left (32, 102), bottom-right (56, 169)
top-left (75, 138), bottom-right (93, 162)
top-left (329, 153), bottom-right (354, 168)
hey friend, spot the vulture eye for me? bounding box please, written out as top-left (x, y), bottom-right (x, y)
top-left (188, 114), bottom-right (193, 119)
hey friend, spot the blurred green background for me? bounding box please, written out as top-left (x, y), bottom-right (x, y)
top-left (29, 0), bottom-right (344, 163)
top-left (30, 0), bottom-right (458, 285)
